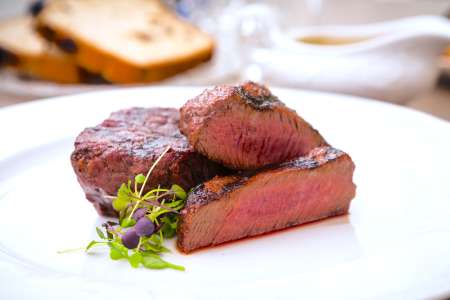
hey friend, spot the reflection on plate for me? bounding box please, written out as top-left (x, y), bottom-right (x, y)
top-left (0, 87), bottom-right (449, 299)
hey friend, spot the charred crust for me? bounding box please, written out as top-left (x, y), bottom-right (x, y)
top-left (222, 178), bottom-right (246, 193)
top-left (184, 147), bottom-right (346, 208)
top-left (184, 173), bottom-right (244, 208)
top-left (279, 147), bottom-right (344, 169)
top-left (236, 81), bottom-right (282, 111)
top-left (183, 183), bottom-right (212, 207)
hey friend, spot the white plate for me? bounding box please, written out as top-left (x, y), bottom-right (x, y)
top-left (0, 87), bottom-right (449, 300)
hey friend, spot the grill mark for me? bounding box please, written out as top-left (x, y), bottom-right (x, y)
top-left (235, 81), bottom-right (281, 111)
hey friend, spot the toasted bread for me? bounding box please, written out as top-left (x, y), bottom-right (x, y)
top-left (36, 0), bottom-right (214, 83)
top-left (0, 16), bottom-right (80, 83)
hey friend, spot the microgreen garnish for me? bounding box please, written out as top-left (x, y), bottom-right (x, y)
top-left (63, 146), bottom-right (187, 271)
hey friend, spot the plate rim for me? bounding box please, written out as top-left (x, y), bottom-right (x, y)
top-left (0, 85), bottom-right (449, 125)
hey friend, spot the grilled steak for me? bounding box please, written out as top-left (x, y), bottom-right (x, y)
top-left (177, 146), bottom-right (356, 253)
top-left (71, 107), bottom-right (226, 217)
top-left (179, 81), bottom-right (327, 169)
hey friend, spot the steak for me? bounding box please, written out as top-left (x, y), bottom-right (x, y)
top-left (71, 107), bottom-right (226, 217)
top-left (179, 81), bottom-right (327, 170)
top-left (177, 146), bottom-right (356, 253)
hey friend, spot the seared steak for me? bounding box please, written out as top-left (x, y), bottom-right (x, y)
top-left (179, 81), bottom-right (327, 169)
top-left (177, 146), bottom-right (356, 253)
top-left (71, 107), bottom-right (226, 217)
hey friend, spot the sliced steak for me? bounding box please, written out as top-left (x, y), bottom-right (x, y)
top-left (71, 107), bottom-right (226, 217)
top-left (179, 81), bottom-right (327, 170)
top-left (177, 146), bottom-right (356, 253)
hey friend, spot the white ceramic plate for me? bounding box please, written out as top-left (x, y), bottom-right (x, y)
top-left (0, 87), bottom-right (449, 300)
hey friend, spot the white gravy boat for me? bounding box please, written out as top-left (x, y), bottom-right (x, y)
top-left (249, 16), bottom-right (450, 104)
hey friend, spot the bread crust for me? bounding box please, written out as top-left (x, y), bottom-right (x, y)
top-left (35, 0), bottom-right (214, 83)
top-left (0, 16), bottom-right (80, 83)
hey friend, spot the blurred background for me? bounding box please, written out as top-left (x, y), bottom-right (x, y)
top-left (0, 0), bottom-right (449, 120)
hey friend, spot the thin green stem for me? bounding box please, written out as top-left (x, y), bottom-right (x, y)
top-left (156, 184), bottom-right (160, 198)
top-left (128, 199), bottom-right (142, 222)
top-left (126, 146), bottom-right (171, 222)
top-left (142, 191), bottom-right (171, 201)
top-left (58, 242), bottom-right (107, 254)
top-left (57, 247), bottom-right (86, 254)
top-left (136, 237), bottom-right (142, 251)
top-left (143, 193), bottom-right (178, 213)
top-left (138, 146), bottom-right (171, 198)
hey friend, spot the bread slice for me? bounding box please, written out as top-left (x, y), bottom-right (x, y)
top-left (0, 16), bottom-right (81, 83)
top-left (35, 0), bottom-right (214, 83)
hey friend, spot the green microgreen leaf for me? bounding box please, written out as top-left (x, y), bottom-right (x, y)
top-left (171, 184), bottom-right (187, 200)
top-left (142, 253), bottom-right (185, 271)
top-left (85, 240), bottom-right (104, 252)
top-left (163, 199), bottom-right (185, 211)
top-left (80, 146), bottom-right (189, 272)
top-left (140, 235), bottom-right (170, 253)
top-left (128, 252), bottom-right (143, 268)
top-left (108, 241), bottom-right (129, 258)
top-left (120, 218), bottom-right (136, 228)
top-left (149, 232), bottom-right (162, 244)
top-left (112, 197), bottom-right (129, 211)
top-left (135, 174), bottom-right (146, 184)
top-left (112, 183), bottom-right (134, 211)
top-left (148, 208), bottom-right (169, 222)
top-left (160, 216), bottom-right (178, 239)
top-left (165, 199), bottom-right (184, 207)
top-left (146, 244), bottom-right (170, 253)
top-left (96, 227), bottom-right (106, 239)
top-left (109, 247), bottom-right (124, 260)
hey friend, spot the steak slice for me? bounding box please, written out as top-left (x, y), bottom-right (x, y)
top-left (179, 81), bottom-right (327, 170)
top-left (177, 146), bottom-right (356, 253)
top-left (71, 107), bottom-right (226, 217)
